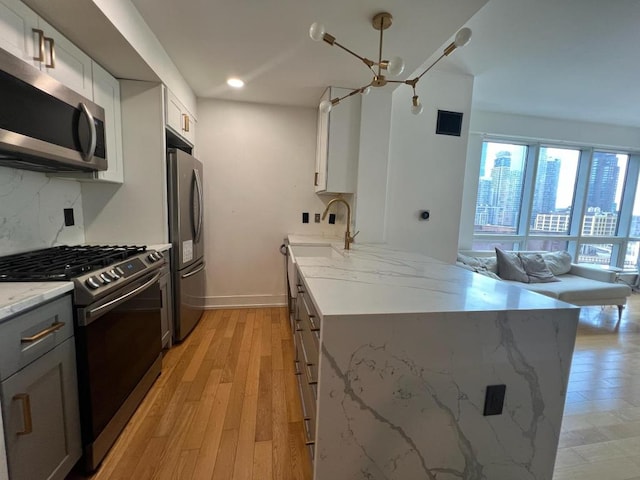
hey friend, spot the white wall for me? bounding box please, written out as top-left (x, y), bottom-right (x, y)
top-left (354, 90), bottom-right (393, 243)
top-left (91, 0), bottom-right (196, 116)
top-left (82, 81), bottom-right (168, 245)
top-left (0, 167), bottom-right (84, 254)
top-left (196, 99), bottom-right (343, 308)
top-left (384, 70), bottom-right (474, 262)
top-left (458, 110), bottom-right (640, 249)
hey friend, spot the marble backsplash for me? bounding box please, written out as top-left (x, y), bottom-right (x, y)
top-left (0, 167), bottom-right (84, 255)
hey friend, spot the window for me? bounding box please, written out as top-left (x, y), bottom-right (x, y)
top-left (582, 152), bottom-right (627, 237)
top-left (472, 141), bottom-right (640, 269)
top-left (530, 147), bottom-right (579, 236)
top-left (474, 143), bottom-right (527, 235)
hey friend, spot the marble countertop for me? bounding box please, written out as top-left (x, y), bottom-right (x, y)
top-left (288, 235), bottom-right (577, 318)
top-left (0, 282), bottom-right (74, 322)
top-left (148, 243), bottom-right (172, 252)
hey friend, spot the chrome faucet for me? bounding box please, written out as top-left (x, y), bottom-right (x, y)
top-left (322, 197), bottom-right (359, 250)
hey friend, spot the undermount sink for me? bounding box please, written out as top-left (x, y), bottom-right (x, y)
top-left (289, 244), bottom-right (344, 259)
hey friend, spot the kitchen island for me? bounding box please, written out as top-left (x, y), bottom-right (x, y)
top-left (288, 236), bottom-right (579, 480)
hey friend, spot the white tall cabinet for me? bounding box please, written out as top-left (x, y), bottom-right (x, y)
top-left (315, 86), bottom-right (361, 194)
top-left (90, 61), bottom-right (124, 183)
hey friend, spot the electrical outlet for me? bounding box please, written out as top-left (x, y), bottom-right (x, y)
top-left (314, 213), bottom-right (321, 223)
top-left (483, 385), bottom-right (506, 416)
top-left (302, 212), bottom-right (309, 223)
top-left (64, 208), bottom-right (75, 226)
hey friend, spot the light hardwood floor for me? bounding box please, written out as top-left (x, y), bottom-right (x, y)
top-left (68, 307), bottom-right (312, 480)
top-left (553, 294), bottom-right (640, 480)
top-left (68, 296), bottom-right (640, 480)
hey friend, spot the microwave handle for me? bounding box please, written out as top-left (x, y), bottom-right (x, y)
top-left (79, 103), bottom-right (97, 161)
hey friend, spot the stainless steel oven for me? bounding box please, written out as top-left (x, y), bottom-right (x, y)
top-left (74, 268), bottom-right (162, 471)
top-left (0, 245), bottom-right (166, 472)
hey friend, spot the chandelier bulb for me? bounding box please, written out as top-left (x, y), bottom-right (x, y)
top-left (454, 27), bottom-right (472, 48)
top-left (309, 22), bottom-right (326, 42)
top-left (361, 86), bottom-right (371, 96)
top-left (411, 96), bottom-right (423, 115)
top-left (387, 56), bottom-right (405, 77)
top-left (319, 99), bottom-right (333, 113)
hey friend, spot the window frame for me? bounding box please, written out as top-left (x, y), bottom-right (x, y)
top-left (472, 139), bottom-right (640, 269)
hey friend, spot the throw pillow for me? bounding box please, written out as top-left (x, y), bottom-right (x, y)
top-left (540, 251), bottom-right (572, 275)
top-left (495, 248), bottom-right (529, 283)
top-left (519, 253), bottom-right (560, 283)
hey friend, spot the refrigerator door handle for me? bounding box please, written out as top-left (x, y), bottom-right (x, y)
top-left (181, 262), bottom-right (205, 279)
top-left (192, 168), bottom-right (204, 243)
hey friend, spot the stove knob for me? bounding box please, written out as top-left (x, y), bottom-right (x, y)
top-left (99, 273), bottom-right (112, 284)
top-left (147, 253), bottom-right (157, 263)
top-left (108, 269), bottom-right (120, 280)
top-left (86, 276), bottom-right (101, 289)
top-left (115, 266), bottom-right (125, 276)
top-left (155, 251), bottom-right (164, 259)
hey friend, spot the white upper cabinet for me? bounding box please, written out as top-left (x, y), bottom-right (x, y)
top-left (0, 0), bottom-right (92, 98)
top-left (315, 87), bottom-right (361, 194)
top-left (0, 0), bottom-right (37, 66)
top-left (37, 18), bottom-right (93, 99)
top-left (165, 86), bottom-right (196, 147)
top-left (91, 61), bottom-right (123, 183)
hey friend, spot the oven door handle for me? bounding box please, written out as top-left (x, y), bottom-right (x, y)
top-left (85, 272), bottom-right (161, 320)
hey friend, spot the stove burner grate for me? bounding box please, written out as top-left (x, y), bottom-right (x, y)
top-left (0, 245), bottom-right (147, 281)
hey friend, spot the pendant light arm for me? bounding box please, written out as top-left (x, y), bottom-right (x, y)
top-left (328, 38), bottom-right (375, 68)
top-left (414, 53), bottom-right (446, 83)
top-left (330, 83), bottom-right (373, 105)
top-left (377, 18), bottom-right (384, 77)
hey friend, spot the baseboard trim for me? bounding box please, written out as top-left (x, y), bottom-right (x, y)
top-left (204, 294), bottom-right (287, 309)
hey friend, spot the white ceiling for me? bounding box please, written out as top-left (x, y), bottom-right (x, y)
top-left (446, 0), bottom-right (640, 128)
top-left (128, 0), bottom-right (487, 107)
top-left (130, 0), bottom-right (640, 128)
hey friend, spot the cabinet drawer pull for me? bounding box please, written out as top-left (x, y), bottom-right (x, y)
top-left (21, 321), bottom-right (65, 343)
top-left (32, 29), bottom-right (45, 62)
top-left (308, 314), bottom-right (320, 331)
top-left (303, 417), bottom-right (315, 445)
top-left (13, 394), bottom-right (33, 435)
top-left (305, 363), bottom-right (318, 385)
top-left (44, 36), bottom-right (55, 68)
top-left (183, 114), bottom-right (190, 132)
top-left (296, 284), bottom-right (304, 294)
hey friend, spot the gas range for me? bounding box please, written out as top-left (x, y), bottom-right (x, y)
top-left (0, 245), bottom-right (165, 305)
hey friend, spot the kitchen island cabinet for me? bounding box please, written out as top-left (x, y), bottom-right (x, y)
top-left (288, 237), bottom-right (579, 480)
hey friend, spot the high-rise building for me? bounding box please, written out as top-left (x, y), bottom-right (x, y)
top-left (531, 156), bottom-right (561, 225)
top-left (587, 153), bottom-right (620, 213)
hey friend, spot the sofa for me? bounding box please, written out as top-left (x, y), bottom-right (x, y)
top-left (457, 250), bottom-right (632, 320)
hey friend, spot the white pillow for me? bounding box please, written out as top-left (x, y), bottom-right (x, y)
top-left (541, 251), bottom-right (572, 275)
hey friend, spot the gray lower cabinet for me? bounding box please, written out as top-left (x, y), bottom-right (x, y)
top-left (294, 280), bottom-right (320, 463)
top-left (0, 295), bottom-right (81, 480)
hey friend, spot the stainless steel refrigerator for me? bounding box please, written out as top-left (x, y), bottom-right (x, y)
top-left (167, 148), bottom-right (206, 341)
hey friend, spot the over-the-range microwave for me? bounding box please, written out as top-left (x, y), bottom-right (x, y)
top-left (0, 46), bottom-right (106, 173)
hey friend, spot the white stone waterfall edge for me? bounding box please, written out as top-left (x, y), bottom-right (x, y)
top-left (314, 308), bottom-right (578, 480)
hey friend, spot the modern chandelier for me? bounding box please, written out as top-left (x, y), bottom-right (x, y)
top-left (309, 12), bottom-right (472, 115)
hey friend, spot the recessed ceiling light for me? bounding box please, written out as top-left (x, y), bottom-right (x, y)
top-left (227, 78), bottom-right (244, 88)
